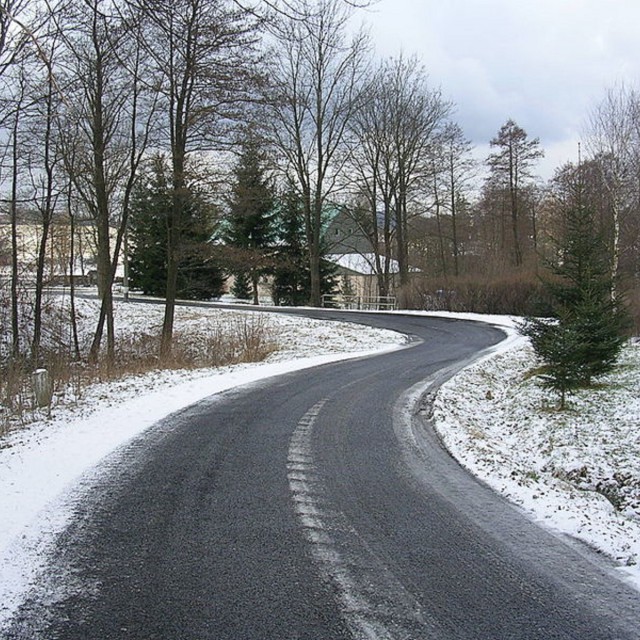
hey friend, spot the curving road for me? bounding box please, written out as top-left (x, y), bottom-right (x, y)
top-left (4, 311), bottom-right (640, 639)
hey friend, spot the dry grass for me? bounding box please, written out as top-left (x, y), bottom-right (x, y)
top-left (0, 311), bottom-right (277, 438)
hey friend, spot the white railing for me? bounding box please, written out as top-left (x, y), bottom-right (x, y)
top-left (321, 294), bottom-right (397, 311)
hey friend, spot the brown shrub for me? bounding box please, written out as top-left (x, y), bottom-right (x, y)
top-left (1, 312), bottom-right (277, 436)
top-left (405, 274), bottom-right (554, 316)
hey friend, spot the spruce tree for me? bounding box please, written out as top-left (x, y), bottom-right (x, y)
top-left (223, 137), bottom-right (276, 304)
top-left (521, 202), bottom-right (629, 407)
top-left (231, 272), bottom-right (252, 301)
top-left (128, 158), bottom-right (171, 297)
top-left (272, 191), bottom-right (338, 306)
top-left (177, 194), bottom-right (226, 301)
top-left (129, 156), bottom-right (225, 300)
top-left (271, 193), bottom-right (310, 306)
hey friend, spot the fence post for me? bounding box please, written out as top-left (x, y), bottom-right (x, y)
top-left (32, 369), bottom-right (53, 408)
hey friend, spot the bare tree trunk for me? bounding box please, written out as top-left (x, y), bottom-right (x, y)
top-left (251, 272), bottom-right (260, 305)
top-left (509, 154), bottom-right (522, 267)
top-left (432, 169), bottom-right (447, 276)
top-left (394, 183), bottom-right (410, 291)
top-left (32, 63), bottom-right (57, 366)
top-left (161, 146), bottom-right (186, 359)
top-left (9, 80), bottom-right (23, 360)
top-left (89, 26), bottom-right (150, 363)
top-left (87, 160), bottom-right (115, 365)
top-left (449, 159), bottom-right (460, 277)
top-left (310, 190), bottom-right (322, 307)
top-left (610, 196), bottom-right (621, 300)
top-left (82, 1), bottom-right (116, 367)
top-left (369, 177), bottom-right (389, 298)
top-left (32, 213), bottom-right (51, 365)
top-left (68, 188), bottom-right (80, 360)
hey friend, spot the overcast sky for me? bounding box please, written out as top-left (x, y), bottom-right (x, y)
top-left (364, 0), bottom-right (640, 180)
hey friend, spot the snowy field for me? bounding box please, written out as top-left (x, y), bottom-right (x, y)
top-left (1, 301), bottom-right (639, 627)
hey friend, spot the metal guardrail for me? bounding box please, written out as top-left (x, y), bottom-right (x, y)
top-left (322, 294), bottom-right (397, 311)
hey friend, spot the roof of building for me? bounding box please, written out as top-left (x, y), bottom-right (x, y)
top-left (326, 253), bottom-right (400, 276)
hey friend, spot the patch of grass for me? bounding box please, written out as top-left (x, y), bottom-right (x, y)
top-left (0, 313), bottom-right (279, 438)
top-left (522, 365), bottom-right (547, 382)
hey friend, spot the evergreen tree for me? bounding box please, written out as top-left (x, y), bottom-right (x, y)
top-left (231, 272), bottom-right (252, 300)
top-left (129, 156), bottom-right (225, 300)
top-left (223, 137), bottom-right (276, 304)
top-left (177, 194), bottom-right (226, 301)
top-left (272, 191), bottom-right (338, 306)
top-left (521, 201), bottom-right (629, 408)
top-left (128, 158), bottom-right (170, 297)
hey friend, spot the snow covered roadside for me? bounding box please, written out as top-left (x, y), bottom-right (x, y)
top-left (0, 301), bottom-right (406, 626)
top-left (431, 313), bottom-right (640, 591)
top-left (3, 300), bottom-right (640, 628)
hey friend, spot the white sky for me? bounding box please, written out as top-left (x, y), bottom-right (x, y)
top-left (364, 0), bottom-right (640, 180)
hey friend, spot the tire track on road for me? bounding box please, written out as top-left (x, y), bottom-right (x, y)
top-left (288, 400), bottom-right (446, 640)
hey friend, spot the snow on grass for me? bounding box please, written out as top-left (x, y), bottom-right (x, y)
top-left (3, 300), bottom-right (640, 626)
top-left (433, 332), bottom-right (640, 589)
top-left (0, 299), bottom-right (406, 626)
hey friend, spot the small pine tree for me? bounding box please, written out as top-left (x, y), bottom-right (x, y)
top-left (521, 202), bottom-right (629, 408)
top-left (231, 271), bottom-right (252, 300)
top-left (522, 313), bottom-right (585, 409)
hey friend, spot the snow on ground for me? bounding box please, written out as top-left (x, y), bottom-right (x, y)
top-left (432, 316), bottom-right (640, 590)
top-left (1, 300), bottom-right (640, 627)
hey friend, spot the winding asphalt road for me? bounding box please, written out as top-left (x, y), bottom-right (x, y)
top-left (5, 310), bottom-right (640, 639)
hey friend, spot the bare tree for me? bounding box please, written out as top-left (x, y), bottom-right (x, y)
top-left (487, 119), bottom-right (543, 268)
top-left (87, 2), bottom-right (159, 364)
top-left (0, 0), bottom-right (33, 361)
top-left (347, 56), bottom-right (450, 300)
top-left (129, 0), bottom-right (261, 358)
top-left (345, 65), bottom-right (394, 297)
top-left (438, 122), bottom-right (475, 277)
top-left (586, 84), bottom-right (640, 297)
top-left (26, 13), bottom-right (65, 365)
top-left (56, 0), bottom-right (126, 365)
top-left (55, 0), bottom-right (157, 366)
top-left (7, 65), bottom-right (27, 359)
top-left (66, 179), bottom-right (81, 360)
top-left (269, 0), bottom-right (370, 306)
top-left (387, 58), bottom-right (450, 294)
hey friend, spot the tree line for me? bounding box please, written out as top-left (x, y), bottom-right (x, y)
top-left (0, 0), bottom-right (639, 377)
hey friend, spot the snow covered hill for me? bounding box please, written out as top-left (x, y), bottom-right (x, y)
top-left (430, 314), bottom-right (640, 591)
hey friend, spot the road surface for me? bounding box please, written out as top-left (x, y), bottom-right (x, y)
top-left (4, 311), bottom-right (640, 639)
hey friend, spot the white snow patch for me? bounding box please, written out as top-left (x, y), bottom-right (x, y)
top-left (430, 320), bottom-right (640, 591)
